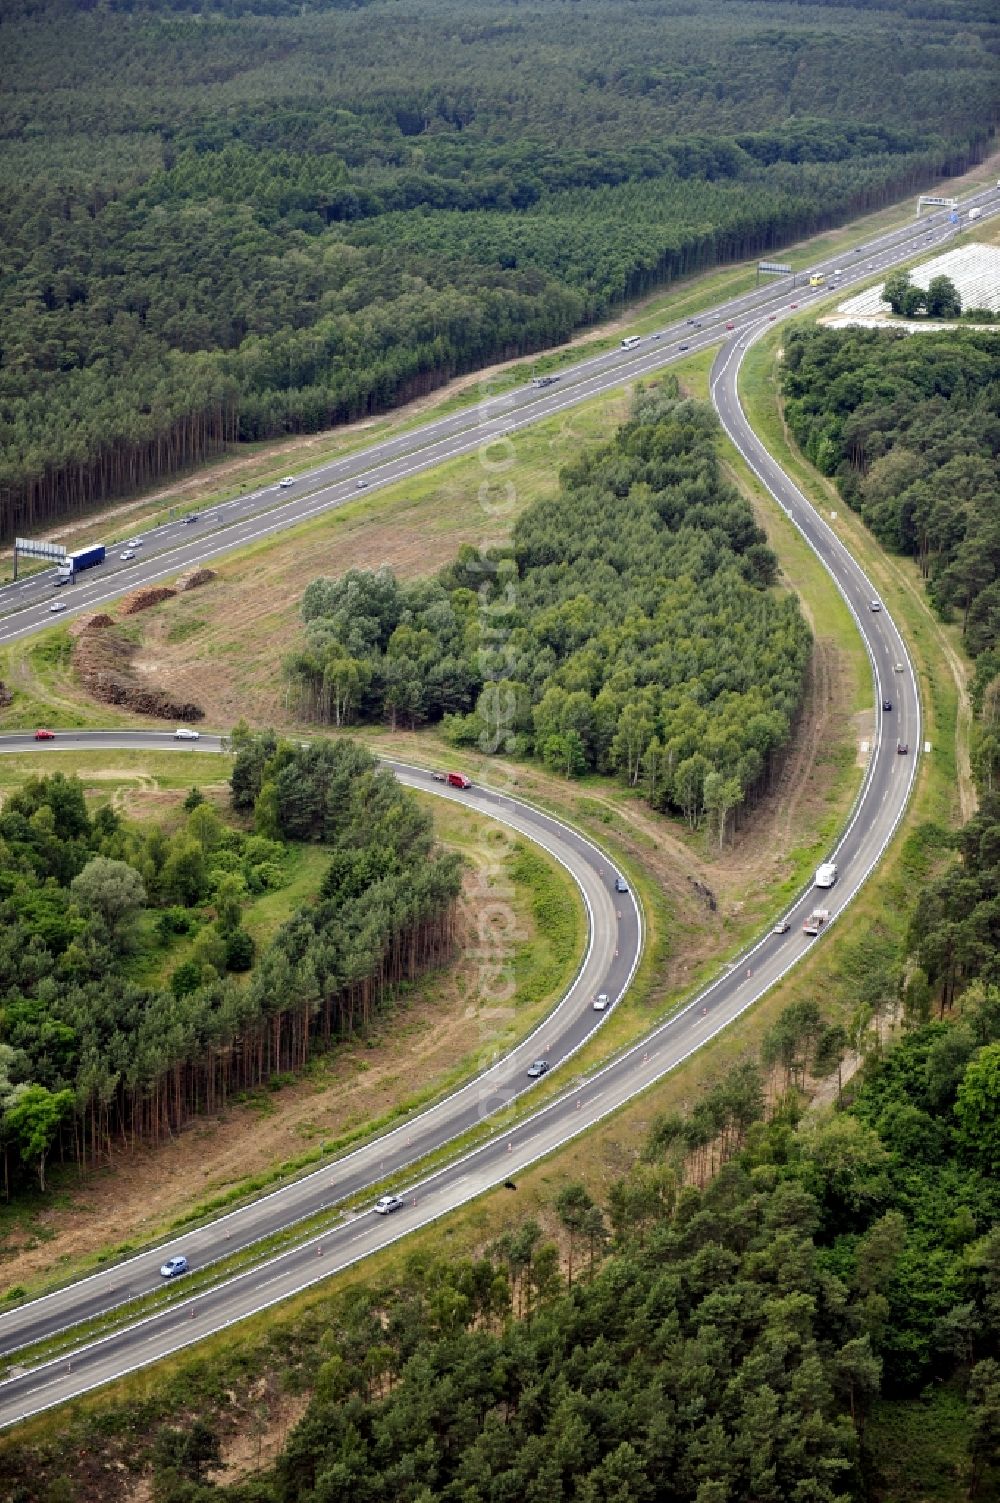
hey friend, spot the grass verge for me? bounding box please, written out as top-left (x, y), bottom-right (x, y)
top-left (0, 774), bottom-right (586, 1304)
top-left (4, 148), bottom-right (992, 585)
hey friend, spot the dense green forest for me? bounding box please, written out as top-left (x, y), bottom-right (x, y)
top-left (250, 992), bottom-right (999, 1503)
top-left (0, 737), bottom-right (460, 1200)
top-left (780, 329), bottom-right (1000, 655)
top-left (288, 387), bottom-right (811, 836)
top-left (909, 796), bottom-right (1000, 1012)
top-left (1, 0), bottom-right (997, 537)
top-left (9, 986), bottom-right (994, 1500)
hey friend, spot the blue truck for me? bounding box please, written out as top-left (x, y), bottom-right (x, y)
top-left (55, 544), bottom-right (105, 584)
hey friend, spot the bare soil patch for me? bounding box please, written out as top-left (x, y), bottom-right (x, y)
top-left (73, 620), bottom-right (203, 721)
top-left (121, 1386), bottom-right (310, 1502)
top-left (1, 300), bottom-right (651, 566)
top-left (120, 585), bottom-right (178, 616)
top-left (129, 494), bottom-right (503, 730)
top-left (0, 854), bottom-right (524, 1289)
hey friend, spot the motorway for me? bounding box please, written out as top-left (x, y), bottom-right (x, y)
top-left (0, 737), bottom-right (642, 1354)
top-left (0, 182), bottom-right (995, 1425)
top-left (1, 181), bottom-right (997, 644)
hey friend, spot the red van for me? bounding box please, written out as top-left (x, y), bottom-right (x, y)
top-left (447, 772), bottom-right (472, 789)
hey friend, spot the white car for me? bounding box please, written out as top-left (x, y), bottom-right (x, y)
top-left (279, 476), bottom-right (294, 488)
top-left (593, 993), bottom-right (610, 1011)
top-left (49, 601), bottom-right (66, 613)
top-left (869, 600), bottom-right (881, 612)
top-left (120, 550), bottom-right (136, 561)
top-left (128, 538), bottom-right (143, 547)
top-left (773, 919), bottom-right (791, 934)
top-left (374, 1194), bottom-right (404, 1215)
top-left (160, 1255), bottom-right (189, 1278)
top-left (174, 728), bottom-right (200, 740)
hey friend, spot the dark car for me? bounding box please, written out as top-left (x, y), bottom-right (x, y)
top-left (160, 1255), bottom-right (189, 1278)
top-left (615, 875), bottom-right (629, 894)
top-left (526, 1059), bottom-right (549, 1079)
top-left (184, 513), bottom-right (200, 524)
top-left (897, 741), bottom-right (909, 755)
top-left (679, 343), bottom-right (689, 351)
top-left (883, 699), bottom-right (892, 712)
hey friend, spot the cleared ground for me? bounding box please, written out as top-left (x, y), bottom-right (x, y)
top-left (0, 772), bottom-right (582, 1294)
top-left (0, 153), bottom-right (992, 1495)
top-left (836, 239), bottom-right (1000, 317)
top-left (3, 143), bottom-right (996, 580)
top-left (0, 368), bottom-right (865, 1296)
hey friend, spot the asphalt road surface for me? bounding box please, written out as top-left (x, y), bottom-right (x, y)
top-left (0, 183), bottom-right (992, 1424)
top-left (1, 183), bottom-right (996, 643)
top-left (0, 737), bottom-right (641, 1358)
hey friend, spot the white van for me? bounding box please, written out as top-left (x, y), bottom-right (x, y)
top-left (815, 862), bottom-right (838, 889)
top-left (621, 335), bottom-right (641, 350)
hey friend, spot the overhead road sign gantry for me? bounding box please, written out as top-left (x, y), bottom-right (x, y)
top-left (757, 260), bottom-right (793, 285)
top-left (916, 195), bottom-right (957, 216)
top-left (12, 538), bottom-right (66, 581)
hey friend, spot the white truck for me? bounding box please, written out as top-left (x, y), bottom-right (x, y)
top-left (803, 907), bottom-right (831, 937)
top-left (815, 862), bottom-right (838, 888)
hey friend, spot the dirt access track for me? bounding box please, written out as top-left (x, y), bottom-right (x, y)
top-left (0, 593), bottom-right (855, 1293)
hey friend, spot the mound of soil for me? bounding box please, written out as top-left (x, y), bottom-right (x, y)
top-left (73, 622), bottom-right (202, 721)
top-left (0, 680), bottom-right (12, 710)
top-left (177, 567), bottom-right (216, 591)
top-left (69, 612), bottom-right (114, 638)
top-left (120, 585), bottom-right (177, 615)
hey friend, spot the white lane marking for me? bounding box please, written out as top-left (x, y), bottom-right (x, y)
top-left (0, 200), bottom-right (991, 1418)
top-left (5, 202), bottom-right (993, 638)
top-left (256, 1273), bottom-right (291, 1291)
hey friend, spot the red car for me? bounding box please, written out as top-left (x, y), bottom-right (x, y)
top-left (725, 321), bottom-right (735, 330)
top-left (34, 728), bottom-right (55, 740)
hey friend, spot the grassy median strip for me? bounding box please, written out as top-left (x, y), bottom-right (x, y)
top-left (0, 784), bottom-right (585, 1307)
top-left (1, 355), bottom-right (864, 1305)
